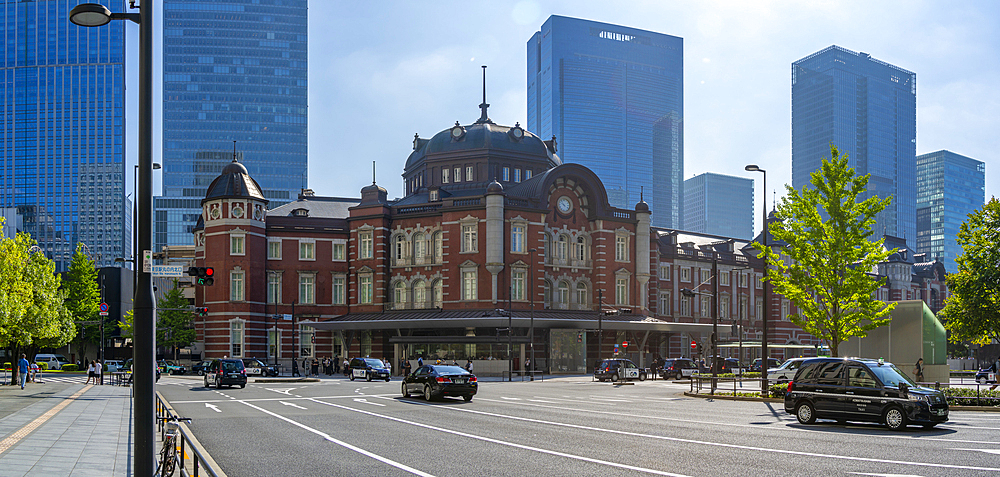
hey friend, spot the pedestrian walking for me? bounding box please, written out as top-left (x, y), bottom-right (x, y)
top-left (333, 355), bottom-right (340, 374)
top-left (324, 357), bottom-right (331, 375)
top-left (292, 358), bottom-right (300, 377)
top-left (311, 358), bottom-right (319, 377)
top-left (384, 358), bottom-right (391, 375)
top-left (17, 354), bottom-right (29, 389)
top-left (86, 360), bottom-right (95, 384)
top-left (95, 359), bottom-right (102, 385)
top-left (403, 358), bottom-right (412, 376)
top-left (343, 357), bottom-right (350, 376)
top-left (913, 357), bottom-right (924, 383)
top-left (465, 359), bottom-right (473, 373)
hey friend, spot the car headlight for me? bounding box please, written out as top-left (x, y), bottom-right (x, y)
top-left (908, 393), bottom-right (929, 403)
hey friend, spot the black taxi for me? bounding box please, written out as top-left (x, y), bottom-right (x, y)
top-left (784, 357), bottom-right (948, 430)
top-left (349, 357), bottom-right (391, 382)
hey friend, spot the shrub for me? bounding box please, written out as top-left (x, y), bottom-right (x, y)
top-left (62, 364), bottom-right (79, 372)
top-left (769, 383), bottom-right (789, 398)
top-left (37, 362), bottom-right (48, 370)
top-left (943, 386), bottom-right (1000, 407)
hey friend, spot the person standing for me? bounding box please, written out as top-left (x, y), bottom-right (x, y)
top-left (95, 359), bottom-right (103, 385)
top-left (311, 358), bottom-right (319, 377)
top-left (17, 354), bottom-right (29, 390)
top-left (465, 359), bottom-right (473, 373)
top-left (343, 357), bottom-right (350, 376)
top-left (403, 358), bottom-right (412, 376)
top-left (914, 357), bottom-right (924, 383)
top-left (292, 358), bottom-right (300, 377)
top-left (86, 360), bottom-right (95, 385)
top-left (417, 356), bottom-right (424, 367)
top-left (333, 354), bottom-right (340, 374)
top-left (384, 358), bottom-right (392, 376)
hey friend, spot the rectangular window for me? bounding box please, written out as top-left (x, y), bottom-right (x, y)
top-left (230, 321), bottom-right (243, 357)
top-left (332, 242), bottom-right (346, 261)
top-left (502, 167), bottom-right (510, 181)
top-left (525, 169), bottom-right (532, 180)
top-left (615, 235), bottom-right (628, 261)
top-left (462, 224), bottom-right (477, 252)
top-left (268, 240), bottom-right (281, 260)
top-left (680, 296), bottom-right (691, 316)
top-left (442, 168), bottom-right (449, 184)
top-left (659, 292), bottom-right (671, 315)
top-left (299, 325), bottom-right (313, 357)
top-left (740, 296), bottom-right (748, 319)
top-left (721, 296), bottom-right (730, 317)
top-left (700, 296), bottom-right (711, 318)
top-left (359, 276), bottom-right (373, 304)
top-left (332, 276), bottom-right (345, 304)
top-left (230, 235), bottom-right (245, 255)
top-left (511, 270), bottom-right (525, 300)
top-left (267, 273), bottom-right (281, 304)
top-left (299, 275), bottom-right (315, 304)
top-left (466, 165), bottom-right (474, 181)
top-left (659, 264), bottom-right (670, 280)
top-left (720, 271), bottom-right (730, 286)
top-left (756, 274), bottom-right (763, 289)
top-left (231, 272), bottom-right (245, 301)
top-left (511, 225), bottom-right (525, 253)
top-left (681, 267), bottom-right (691, 282)
top-left (454, 167), bottom-right (461, 182)
top-left (360, 232), bottom-right (373, 259)
top-left (782, 300), bottom-right (790, 321)
top-left (615, 277), bottom-right (628, 305)
top-left (739, 272), bottom-right (748, 288)
top-left (463, 271), bottom-right (477, 300)
top-left (756, 298), bottom-right (763, 319)
top-left (299, 241), bottom-right (314, 260)
top-left (514, 169), bottom-right (521, 182)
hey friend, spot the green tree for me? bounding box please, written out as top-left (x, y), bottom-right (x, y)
top-left (119, 307), bottom-right (134, 340)
top-left (157, 280), bottom-right (196, 360)
top-left (938, 198), bottom-right (1000, 345)
top-left (753, 145), bottom-right (896, 357)
top-left (64, 244), bottom-right (101, 358)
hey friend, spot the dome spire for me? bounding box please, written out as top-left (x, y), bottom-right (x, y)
top-left (232, 140), bottom-right (239, 163)
top-left (476, 65), bottom-right (493, 124)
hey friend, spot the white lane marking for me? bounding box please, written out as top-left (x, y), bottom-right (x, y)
top-left (952, 448), bottom-right (1000, 455)
top-left (265, 388), bottom-right (297, 395)
top-left (846, 473), bottom-right (925, 477)
top-left (353, 398), bottom-right (385, 407)
top-left (500, 397), bottom-right (521, 400)
top-left (527, 399), bottom-right (559, 404)
top-left (238, 401), bottom-right (436, 477)
top-left (417, 401), bottom-right (1000, 473)
top-left (587, 397), bottom-right (631, 402)
top-left (310, 398), bottom-right (689, 477)
top-left (205, 403), bottom-right (221, 413)
top-left (280, 401), bottom-right (307, 410)
top-left (169, 393), bottom-right (399, 404)
top-left (473, 397), bottom-right (998, 446)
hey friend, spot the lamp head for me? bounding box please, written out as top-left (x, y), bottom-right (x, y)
top-left (153, 163), bottom-right (162, 170)
top-left (70, 3), bottom-right (113, 27)
top-left (744, 164), bottom-right (761, 172)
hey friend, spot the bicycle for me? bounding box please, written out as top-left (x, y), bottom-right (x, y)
top-left (155, 416), bottom-right (192, 477)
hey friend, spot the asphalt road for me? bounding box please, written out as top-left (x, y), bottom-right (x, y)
top-left (156, 375), bottom-right (1000, 477)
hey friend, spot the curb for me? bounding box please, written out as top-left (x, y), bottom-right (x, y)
top-left (683, 391), bottom-right (783, 403)
top-left (949, 405), bottom-right (1000, 412)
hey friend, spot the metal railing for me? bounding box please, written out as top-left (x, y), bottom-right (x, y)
top-left (155, 392), bottom-right (226, 477)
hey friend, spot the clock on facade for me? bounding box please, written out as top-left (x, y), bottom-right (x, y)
top-left (557, 197), bottom-right (572, 213)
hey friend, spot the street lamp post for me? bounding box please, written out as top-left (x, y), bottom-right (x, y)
top-left (745, 164), bottom-right (768, 396)
top-left (71, 3), bottom-right (154, 473)
top-left (133, 163), bottom-right (160, 271)
top-left (529, 248), bottom-right (536, 381)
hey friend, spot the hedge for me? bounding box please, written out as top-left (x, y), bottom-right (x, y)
top-left (62, 364), bottom-right (79, 372)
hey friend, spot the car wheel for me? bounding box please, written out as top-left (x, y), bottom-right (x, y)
top-left (366, 374), bottom-right (372, 382)
top-left (240, 384), bottom-right (246, 389)
top-left (676, 372), bottom-right (683, 380)
top-left (349, 374), bottom-right (355, 381)
top-left (978, 377), bottom-right (986, 384)
top-left (424, 384), bottom-right (434, 401)
top-left (204, 377), bottom-right (209, 388)
top-left (385, 378), bottom-right (391, 382)
top-left (795, 402), bottom-right (816, 424)
top-left (610, 374), bottom-right (619, 383)
top-left (401, 382), bottom-right (410, 397)
top-left (198, 370), bottom-right (204, 376)
top-left (884, 406), bottom-right (908, 431)
top-left (639, 372), bottom-right (646, 381)
top-left (463, 395), bottom-right (473, 402)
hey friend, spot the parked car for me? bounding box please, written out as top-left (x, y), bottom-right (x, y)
top-left (767, 358), bottom-right (810, 383)
top-left (594, 358), bottom-right (647, 382)
top-left (660, 358), bottom-right (698, 380)
top-left (157, 360), bottom-right (187, 375)
top-left (191, 360), bottom-right (212, 376)
top-left (349, 357), bottom-right (391, 382)
top-left (707, 356), bottom-right (742, 374)
top-left (750, 358), bottom-right (781, 373)
top-left (242, 358), bottom-right (279, 377)
top-left (104, 360), bottom-right (125, 373)
top-left (784, 357), bottom-right (948, 430)
top-left (402, 364), bottom-right (477, 401)
top-left (976, 368), bottom-right (997, 385)
top-left (33, 353), bottom-right (70, 370)
top-left (203, 358), bottom-right (247, 389)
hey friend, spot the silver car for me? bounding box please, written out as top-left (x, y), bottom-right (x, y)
top-left (767, 357), bottom-right (810, 383)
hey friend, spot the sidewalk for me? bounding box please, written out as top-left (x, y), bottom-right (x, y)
top-left (0, 379), bottom-right (133, 476)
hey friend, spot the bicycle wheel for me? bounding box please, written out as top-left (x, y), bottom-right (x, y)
top-left (159, 437), bottom-right (178, 476)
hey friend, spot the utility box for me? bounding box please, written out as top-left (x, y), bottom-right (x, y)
top-left (841, 300), bottom-right (948, 385)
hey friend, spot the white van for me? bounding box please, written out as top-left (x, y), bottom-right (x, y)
top-left (34, 354), bottom-right (70, 370)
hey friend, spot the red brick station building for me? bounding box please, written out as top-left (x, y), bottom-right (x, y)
top-left (187, 106), bottom-right (949, 374)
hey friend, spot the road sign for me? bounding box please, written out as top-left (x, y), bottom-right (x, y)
top-left (142, 250), bottom-right (153, 273)
top-left (151, 265), bottom-right (184, 277)
top-left (99, 302), bottom-right (109, 316)
top-left (282, 314), bottom-right (293, 321)
top-left (691, 340), bottom-right (697, 349)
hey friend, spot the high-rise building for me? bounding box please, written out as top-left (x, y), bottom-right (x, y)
top-left (683, 173), bottom-right (754, 240)
top-left (157, 0), bottom-right (308, 250)
top-left (1, 0), bottom-right (127, 271)
top-left (792, 45), bottom-right (916, 242)
top-left (527, 15), bottom-right (683, 228)
top-left (915, 150), bottom-right (985, 273)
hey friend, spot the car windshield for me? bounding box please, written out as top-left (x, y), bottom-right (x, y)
top-left (363, 359), bottom-right (384, 368)
top-left (433, 366), bottom-right (470, 375)
top-left (56, 356), bottom-right (69, 363)
top-left (221, 361), bottom-right (241, 372)
top-left (868, 364), bottom-right (916, 388)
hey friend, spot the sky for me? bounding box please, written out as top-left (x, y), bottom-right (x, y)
top-left (130, 0), bottom-right (1000, 235)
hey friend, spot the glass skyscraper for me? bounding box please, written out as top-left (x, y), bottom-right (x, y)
top-left (683, 173), bottom-right (754, 240)
top-left (915, 150), bottom-right (985, 273)
top-left (157, 0), bottom-right (307, 249)
top-left (1, 0), bottom-right (127, 271)
top-left (527, 15), bottom-right (683, 228)
top-left (792, 45), bottom-right (916, 242)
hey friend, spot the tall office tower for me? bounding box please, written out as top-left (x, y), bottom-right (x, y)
top-left (683, 173), bottom-right (754, 239)
top-left (915, 150), bottom-right (985, 273)
top-left (792, 46), bottom-right (917, 242)
top-left (527, 15), bottom-right (683, 228)
top-left (0, 0), bottom-right (127, 271)
top-left (157, 0), bottom-right (308, 250)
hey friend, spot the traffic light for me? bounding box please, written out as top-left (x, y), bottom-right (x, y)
top-left (577, 332), bottom-right (583, 343)
top-left (195, 307), bottom-right (208, 316)
top-left (187, 266), bottom-right (215, 286)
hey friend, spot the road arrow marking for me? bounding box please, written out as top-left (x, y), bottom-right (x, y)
top-left (265, 388), bottom-right (297, 395)
top-left (353, 398), bottom-right (385, 407)
top-left (280, 401), bottom-right (307, 410)
top-left (205, 403), bottom-right (221, 413)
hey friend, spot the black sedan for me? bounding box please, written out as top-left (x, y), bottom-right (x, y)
top-left (402, 365), bottom-right (477, 402)
top-left (191, 360), bottom-right (212, 376)
top-left (242, 358), bottom-right (279, 377)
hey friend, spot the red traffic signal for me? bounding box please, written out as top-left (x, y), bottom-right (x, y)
top-left (691, 340), bottom-right (697, 349)
top-left (195, 307), bottom-right (208, 316)
top-left (187, 267), bottom-right (215, 286)
top-left (204, 267), bottom-right (214, 277)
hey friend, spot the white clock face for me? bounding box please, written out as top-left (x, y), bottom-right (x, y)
top-left (451, 126), bottom-right (464, 138)
top-left (557, 197), bottom-right (572, 213)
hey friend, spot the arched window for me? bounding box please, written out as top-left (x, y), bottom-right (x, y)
top-left (575, 236), bottom-right (587, 261)
top-left (431, 280), bottom-right (443, 308)
top-left (413, 280), bottom-right (426, 309)
top-left (432, 231), bottom-right (443, 264)
top-left (576, 282), bottom-right (588, 308)
top-left (413, 233), bottom-right (426, 264)
top-left (393, 235), bottom-right (406, 265)
top-left (556, 235), bottom-right (568, 261)
top-left (393, 281), bottom-right (407, 309)
top-left (557, 281), bottom-right (570, 309)
top-left (544, 234), bottom-right (552, 263)
top-left (543, 280), bottom-right (552, 308)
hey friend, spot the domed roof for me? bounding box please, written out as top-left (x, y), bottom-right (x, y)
top-left (203, 159), bottom-right (267, 204)
top-left (486, 179), bottom-right (504, 194)
top-left (404, 121), bottom-right (561, 172)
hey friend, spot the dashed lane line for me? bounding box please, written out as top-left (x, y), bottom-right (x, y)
top-left (0, 385), bottom-right (92, 455)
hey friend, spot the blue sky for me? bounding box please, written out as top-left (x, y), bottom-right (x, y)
top-left (131, 0), bottom-right (999, 234)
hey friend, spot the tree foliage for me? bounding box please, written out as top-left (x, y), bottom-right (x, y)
top-left (64, 244), bottom-right (101, 354)
top-left (119, 307), bottom-right (134, 340)
top-left (939, 198), bottom-right (1000, 345)
top-left (156, 280), bottom-right (196, 357)
top-left (752, 145), bottom-right (896, 357)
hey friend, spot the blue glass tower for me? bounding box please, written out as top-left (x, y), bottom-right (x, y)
top-left (915, 150), bottom-right (985, 273)
top-left (792, 46), bottom-right (917, 242)
top-left (527, 16), bottom-right (683, 228)
top-left (157, 0), bottom-right (307, 249)
top-left (684, 173), bottom-right (754, 240)
top-left (1, 0), bottom-right (126, 271)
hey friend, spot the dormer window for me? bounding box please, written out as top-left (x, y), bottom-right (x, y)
top-left (292, 208), bottom-right (308, 217)
top-left (429, 189), bottom-right (439, 201)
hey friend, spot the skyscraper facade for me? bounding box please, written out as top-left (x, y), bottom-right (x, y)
top-left (527, 15), bottom-right (683, 228)
top-left (792, 45), bottom-right (916, 242)
top-left (915, 150), bottom-right (985, 273)
top-left (1, 0), bottom-right (127, 271)
top-left (683, 173), bottom-right (754, 240)
top-left (157, 0), bottom-right (308, 250)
